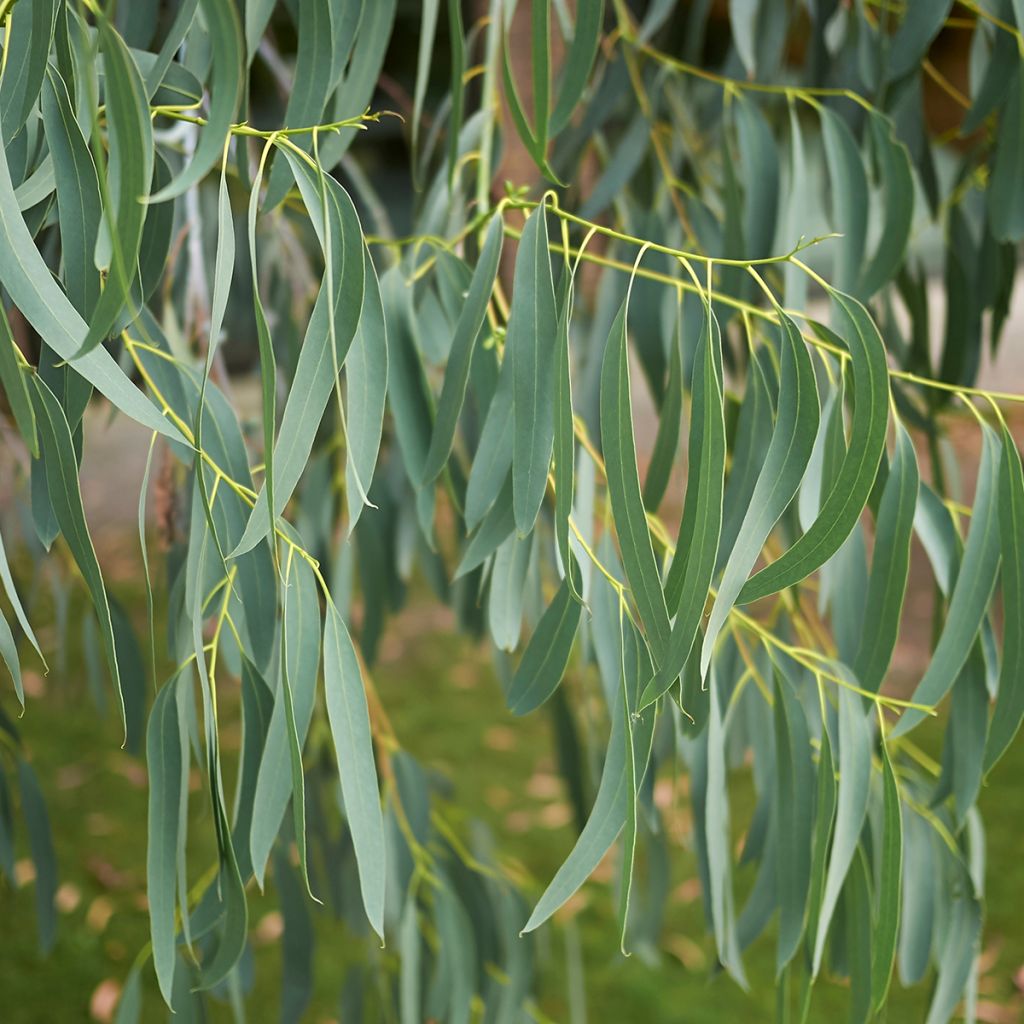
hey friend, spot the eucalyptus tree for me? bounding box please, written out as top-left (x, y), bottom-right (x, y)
top-left (1, 0), bottom-right (1022, 1020)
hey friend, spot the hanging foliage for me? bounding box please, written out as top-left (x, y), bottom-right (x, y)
top-left (1, 0), bottom-right (1022, 1020)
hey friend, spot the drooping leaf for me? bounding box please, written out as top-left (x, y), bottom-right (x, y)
top-left (0, 0), bottom-right (58, 142)
top-left (233, 154), bottom-right (365, 555)
top-left (602, 299), bottom-right (671, 665)
top-left (641, 298), bottom-right (725, 705)
top-left (0, 304), bottom-right (37, 457)
top-left (151, 0), bottom-right (242, 201)
top-left (812, 684), bottom-right (871, 976)
top-left (146, 676), bottom-right (185, 1005)
top-left (345, 247), bottom-right (388, 531)
top-left (853, 420), bottom-right (919, 693)
top-left (871, 736), bottom-right (903, 1010)
top-left (263, 0), bottom-right (334, 208)
top-left (985, 423), bottom-right (1024, 770)
top-left (895, 424), bottom-right (1002, 736)
top-left (40, 68), bottom-right (101, 320)
top-left (522, 615), bottom-right (649, 933)
top-left (988, 65), bottom-right (1024, 243)
top-left (465, 354), bottom-right (514, 531)
top-left (0, 122), bottom-right (181, 440)
top-left (507, 562), bottom-right (583, 716)
top-left (423, 214), bottom-right (503, 483)
top-left (323, 600), bottom-right (387, 937)
top-left (701, 311), bottom-right (817, 676)
top-left (0, 611), bottom-right (23, 706)
top-left (510, 203), bottom-right (558, 534)
top-left (79, 14), bottom-right (154, 354)
top-left (739, 292), bottom-right (890, 604)
top-left (859, 111), bottom-right (915, 296)
top-left (30, 376), bottom-right (124, 728)
top-left (773, 668), bottom-right (814, 972)
top-left (820, 108), bottom-right (867, 294)
top-left (550, 0), bottom-right (604, 133)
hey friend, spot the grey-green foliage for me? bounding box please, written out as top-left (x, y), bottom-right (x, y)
top-left (0, 1), bottom-right (1020, 1020)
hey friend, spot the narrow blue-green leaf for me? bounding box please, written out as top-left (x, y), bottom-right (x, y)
top-left (465, 353), bottom-right (514, 530)
top-left (552, 272), bottom-right (581, 600)
top-left (532, 0), bottom-right (552, 146)
top-left (739, 292), bottom-right (890, 604)
top-left (924, 884), bottom-right (981, 1024)
top-left (262, 0), bottom-right (333, 208)
top-left (894, 424), bottom-right (1002, 736)
top-left (985, 424), bottom-right (1024, 770)
top-left (859, 111), bottom-right (914, 296)
top-left (507, 564), bottom-right (583, 716)
top-left (734, 94), bottom-right (779, 259)
top-left (0, 611), bottom-right (23, 706)
top-left (207, 165), bottom-right (236, 369)
top-left (323, 600), bottom-right (386, 938)
top-left (820, 108), bottom-right (867, 294)
top-left (142, 0), bottom-right (199, 98)
top-left (642, 306), bottom-right (683, 514)
top-left (773, 669), bottom-right (814, 973)
top-left (196, 849), bottom-right (248, 990)
top-left (871, 738), bottom-right (902, 1010)
top-left (701, 312), bottom-right (817, 676)
top-left (0, 524), bottom-right (43, 666)
top-left (641, 302), bottom-right (724, 706)
top-left (0, 104), bottom-right (181, 439)
top-left (345, 247), bottom-right (388, 531)
top-left (444, 0), bottom-right (467, 185)
top-left (249, 145), bottom-right (279, 552)
top-left (382, 270), bottom-right (438, 539)
top-left (522, 668), bottom-right (628, 932)
top-left (501, 28), bottom-right (542, 173)
top-left (898, 813), bottom-right (935, 985)
top-left (150, 0), bottom-right (244, 201)
top-left (400, 892), bottom-right (422, 1024)
top-left (888, 0), bottom-right (954, 80)
top-left (488, 532), bottom-right (532, 651)
top-left (812, 684), bottom-right (872, 976)
top-left (853, 420), bottom-right (919, 693)
top-left (0, 0), bottom-right (58, 142)
top-left (0, 304), bottom-right (37, 456)
top-left (279, 554), bottom-right (315, 895)
top-left (457, 474), bottom-right (517, 578)
top-left (989, 66), bottom-right (1024, 243)
top-left (730, 0), bottom-right (758, 76)
top-left (602, 299), bottom-right (671, 664)
top-left (423, 214), bottom-right (503, 483)
top-left (79, 16), bottom-right (153, 354)
top-left (233, 659), bottom-right (273, 880)
top-left (235, 151), bottom-right (365, 556)
top-left (411, 0), bottom-right (441, 177)
top-left (249, 554), bottom-right (320, 886)
top-left (146, 677), bottom-right (184, 1005)
top-left (245, 0), bottom-right (275, 61)
top-left (550, 0), bottom-right (604, 133)
top-left (510, 203), bottom-right (558, 534)
top-left (31, 376), bottom-right (124, 730)
top-left (313, 0), bottom-right (397, 168)
top-left (706, 669), bottom-right (747, 985)
top-left (41, 68), bottom-right (101, 319)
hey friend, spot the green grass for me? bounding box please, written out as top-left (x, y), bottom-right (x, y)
top-left (1, 587), bottom-right (1023, 1022)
